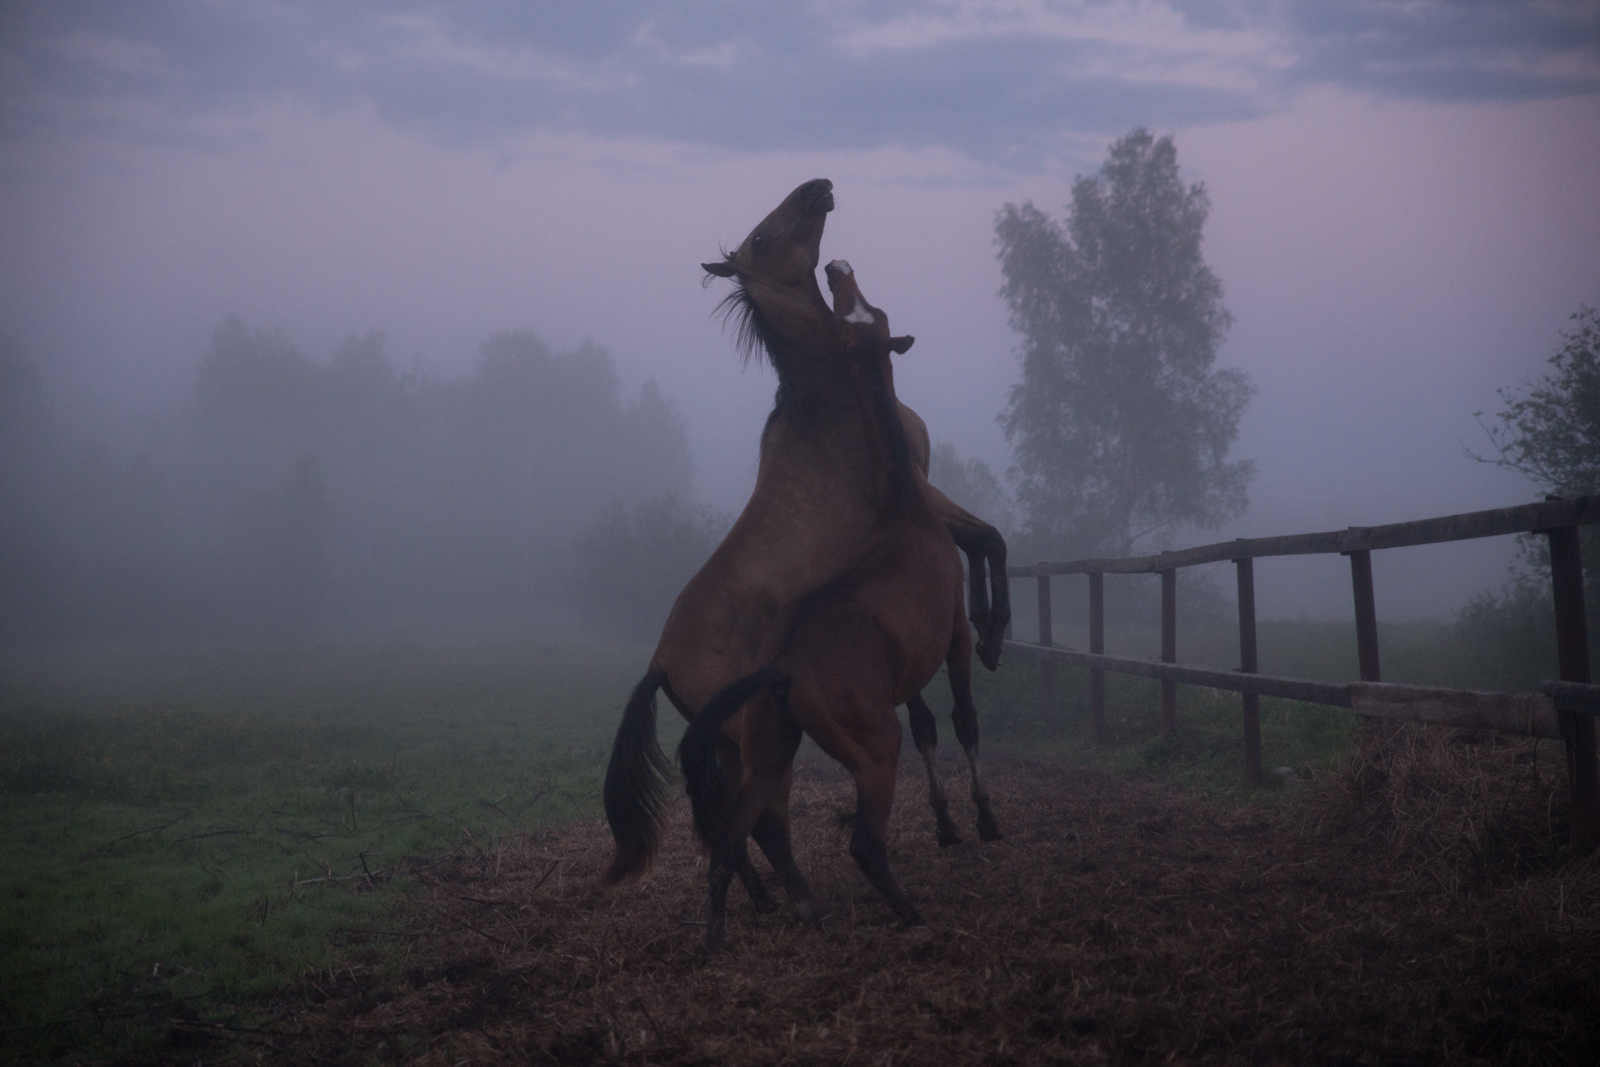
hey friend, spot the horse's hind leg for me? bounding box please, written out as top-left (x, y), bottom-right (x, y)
top-left (748, 762), bottom-right (820, 926)
top-left (709, 784), bottom-right (791, 952)
top-left (947, 622), bottom-right (1003, 841)
top-left (844, 732), bottom-right (923, 927)
top-left (707, 695), bottom-right (806, 952)
top-left (712, 736), bottom-right (778, 911)
top-left (906, 692), bottom-right (961, 846)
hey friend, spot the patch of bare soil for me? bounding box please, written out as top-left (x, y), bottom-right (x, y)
top-left (255, 730), bottom-right (1597, 1065)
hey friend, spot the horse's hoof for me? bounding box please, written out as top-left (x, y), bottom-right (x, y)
top-left (897, 910), bottom-right (926, 930)
top-left (977, 816), bottom-right (1003, 842)
top-left (976, 639), bottom-right (1003, 672)
top-left (750, 893), bottom-right (780, 914)
top-left (937, 829), bottom-right (963, 848)
top-left (792, 898), bottom-right (826, 929)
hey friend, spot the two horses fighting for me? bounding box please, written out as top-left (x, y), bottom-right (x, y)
top-left (600, 180), bottom-right (1008, 952)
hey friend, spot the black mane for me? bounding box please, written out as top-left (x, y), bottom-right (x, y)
top-left (711, 280), bottom-right (779, 370)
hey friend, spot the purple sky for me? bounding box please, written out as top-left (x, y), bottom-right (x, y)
top-left (2, 2), bottom-right (1598, 619)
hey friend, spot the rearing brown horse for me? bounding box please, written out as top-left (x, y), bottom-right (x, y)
top-left (680, 259), bottom-right (971, 952)
top-left (601, 181), bottom-right (1004, 897)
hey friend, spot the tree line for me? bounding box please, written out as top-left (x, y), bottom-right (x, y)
top-left (0, 319), bottom-right (720, 647)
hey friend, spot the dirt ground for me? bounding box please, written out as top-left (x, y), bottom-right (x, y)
top-left (241, 734), bottom-right (1599, 1065)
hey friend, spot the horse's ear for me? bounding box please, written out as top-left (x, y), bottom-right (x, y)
top-left (890, 335), bottom-right (915, 354)
top-left (702, 261), bottom-right (736, 278)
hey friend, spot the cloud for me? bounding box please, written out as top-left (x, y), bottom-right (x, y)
top-left (1, 1), bottom-right (1595, 167)
top-left (1284, 0), bottom-right (1600, 102)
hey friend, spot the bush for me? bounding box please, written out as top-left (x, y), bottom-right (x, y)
top-left (1442, 576), bottom-right (1559, 692)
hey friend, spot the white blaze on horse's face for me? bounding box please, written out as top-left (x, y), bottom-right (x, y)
top-left (825, 260), bottom-right (874, 322)
top-left (825, 259), bottom-right (883, 328)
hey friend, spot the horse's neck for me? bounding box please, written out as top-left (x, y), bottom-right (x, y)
top-left (852, 356), bottom-right (918, 516)
top-left (769, 348), bottom-right (851, 416)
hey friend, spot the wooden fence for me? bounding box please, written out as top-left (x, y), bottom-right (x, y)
top-left (1003, 496), bottom-right (1600, 853)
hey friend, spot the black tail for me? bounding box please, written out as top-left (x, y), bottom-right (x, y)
top-left (679, 667), bottom-right (785, 851)
top-left (600, 670), bottom-right (674, 886)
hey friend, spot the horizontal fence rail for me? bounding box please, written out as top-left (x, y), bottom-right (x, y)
top-left (1010, 496), bottom-right (1600, 577)
top-left (1005, 643), bottom-right (1354, 708)
top-left (1001, 495), bottom-right (1600, 853)
top-left (1004, 641), bottom-right (1583, 741)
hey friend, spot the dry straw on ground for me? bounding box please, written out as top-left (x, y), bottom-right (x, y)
top-left (239, 729), bottom-right (1596, 1065)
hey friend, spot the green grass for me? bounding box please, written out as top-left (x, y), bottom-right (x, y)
top-left (0, 622), bottom-right (1473, 1062)
top-left (0, 642), bottom-right (657, 1064)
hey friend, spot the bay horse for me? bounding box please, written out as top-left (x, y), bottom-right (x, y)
top-left (601, 181), bottom-right (1003, 900)
top-left (680, 259), bottom-right (972, 951)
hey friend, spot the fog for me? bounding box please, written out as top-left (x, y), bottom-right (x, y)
top-left (0, 321), bottom-right (710, 647)
top-left (2, 4), bottom-right (1598, 648)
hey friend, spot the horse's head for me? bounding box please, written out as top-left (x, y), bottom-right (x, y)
top-left (703, 179), bottom-right (837, 366)
top-left (824, 258), bottom-right (915, 369)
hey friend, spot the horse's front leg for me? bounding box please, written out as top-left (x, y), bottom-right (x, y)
top-left (929, 492), bottom-right (1010, 671)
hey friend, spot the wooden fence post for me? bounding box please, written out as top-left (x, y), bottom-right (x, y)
top-left (1036, 568), bottom-right (1054, 717)
top-left (1089, 571), bottom-right (1105, 745)
top-left (1235, 556), bottom-right (1262, 788)
top-left (1005, 576), bottom-right (1013, 639)
top-left (1347, 549), bottom-right (1381, 682)
top-left (1161, 568), bottom-right (1177, 735)
top-left (1547, 524), bottom-right (1599, 854)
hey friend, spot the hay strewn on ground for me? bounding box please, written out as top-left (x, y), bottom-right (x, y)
top-left (240, 730), bottom-right (1597, 1065)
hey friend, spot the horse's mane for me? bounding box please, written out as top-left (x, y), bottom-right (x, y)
top-left (706, 254), bottom-right (779, 370)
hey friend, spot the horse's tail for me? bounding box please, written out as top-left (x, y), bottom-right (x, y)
top-left (600, 669), bottom-right (675, 886)
top-left (679, 666), bottom-right (786, 851)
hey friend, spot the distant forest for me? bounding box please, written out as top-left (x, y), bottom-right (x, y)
top-left (0, 319), bottom-right (711, 647)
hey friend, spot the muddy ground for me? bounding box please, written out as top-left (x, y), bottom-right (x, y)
top-left (234, 734), bottom-right (1597, 1065)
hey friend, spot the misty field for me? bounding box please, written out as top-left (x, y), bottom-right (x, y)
top-left (0, 642), bottom-right (652, 1063)
top-left (0, 627), bottom-right (1588, 1063)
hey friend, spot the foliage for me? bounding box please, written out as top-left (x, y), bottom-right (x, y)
top-left (1461, 305), bottom-right (1600, 680)
top-left (1475, 306), bottom-right (1600, 497)
top-left (995, 129), bottom-right (1253, 559)
top-left (1444, 577), bottom-right (1559, 692)
top-left (927, 441), bottom-right (1016, 535)
top-left (570, 494), bottom-right (731, 641)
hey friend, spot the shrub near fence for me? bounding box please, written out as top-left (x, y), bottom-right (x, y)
top-left (1004, 495), bottom-right (1600, 853)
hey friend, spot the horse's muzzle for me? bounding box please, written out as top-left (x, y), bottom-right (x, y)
top-left (798, 178), bottom-right (834, 215)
